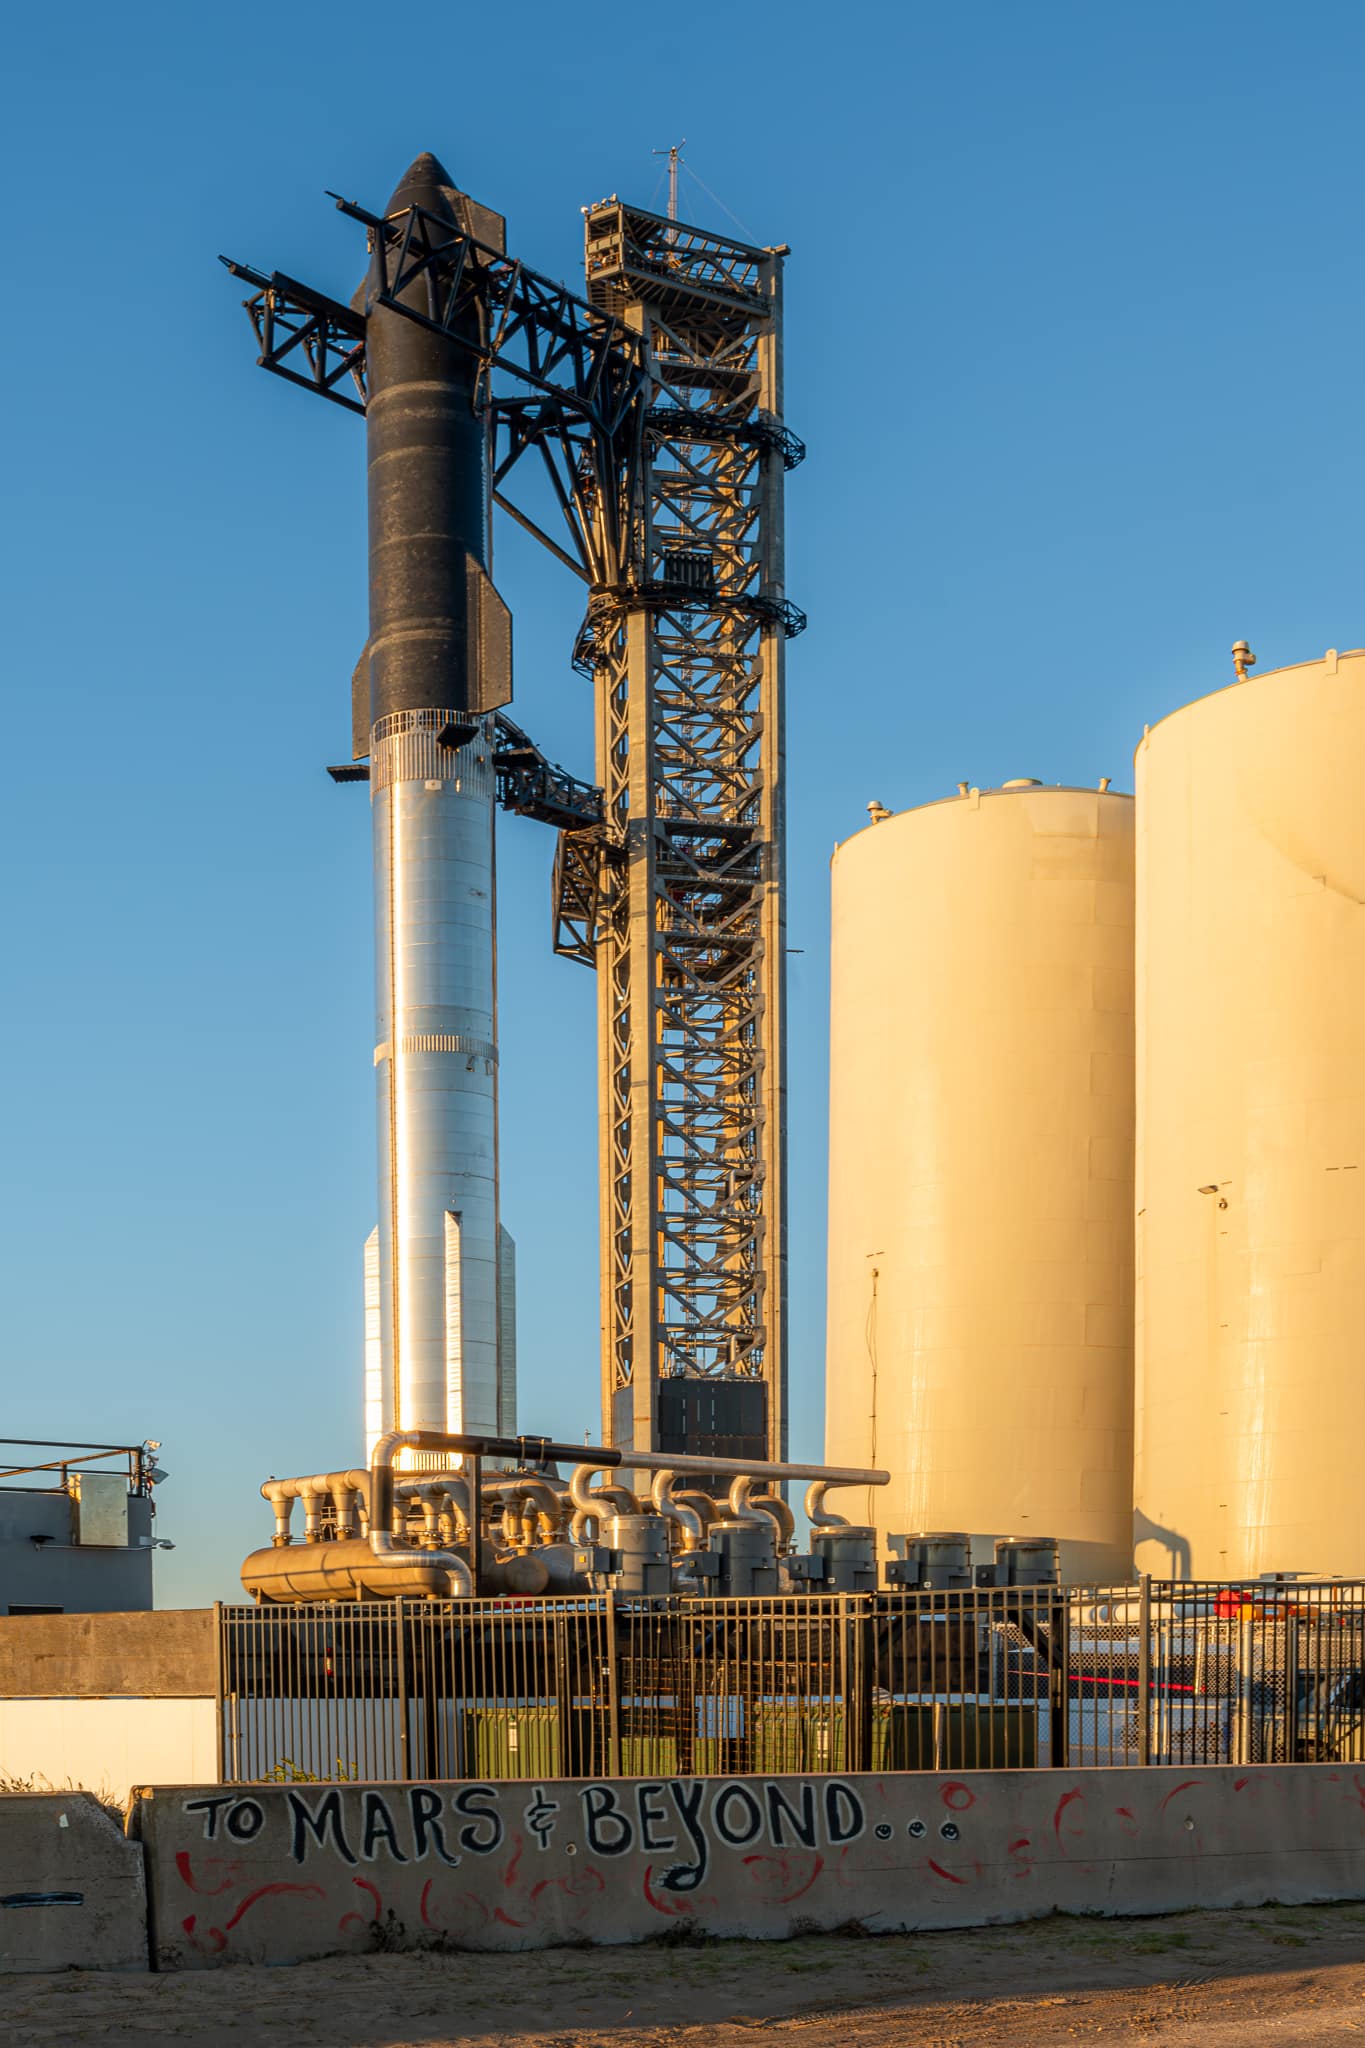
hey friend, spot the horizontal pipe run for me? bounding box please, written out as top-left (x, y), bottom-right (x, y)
top-left (263, 1445), bottom-right (879, 1505)
top-left (579, 1449), bottom-right (890, 1485)
top-left (369, 1429), bottom-right (606, 1554)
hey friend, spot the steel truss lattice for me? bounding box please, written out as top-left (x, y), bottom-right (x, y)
top-left (580, 200), bottom-right (799, 1462)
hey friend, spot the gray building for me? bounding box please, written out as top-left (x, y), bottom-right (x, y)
top-left (0, 1440), bottom-right (168, 1614)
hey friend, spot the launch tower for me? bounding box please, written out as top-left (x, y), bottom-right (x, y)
top-left (222, 155), bottom-right (801, 1476)
top-left (572, 201), bottom-right (801, 1468)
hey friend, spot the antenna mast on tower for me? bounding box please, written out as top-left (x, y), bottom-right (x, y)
top-left (653, 139), bottom-right (685, 225)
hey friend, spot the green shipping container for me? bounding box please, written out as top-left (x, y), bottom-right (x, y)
top-left (458, 1704), bottom-right (581, 1779)
top-left (872, 1703), bottom-right (1037, 1770)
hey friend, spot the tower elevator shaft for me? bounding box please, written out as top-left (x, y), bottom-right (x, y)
top-left (578, 201), bottom-right (801, 1473)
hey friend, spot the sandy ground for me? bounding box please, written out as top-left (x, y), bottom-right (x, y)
top-left (6, 1902), bottom-right (1365, 2045)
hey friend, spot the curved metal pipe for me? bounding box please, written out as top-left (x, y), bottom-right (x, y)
top-left (728, 1475), bottom-right (795, 1552)
top-left (415, 1490), bottom-right (448, 1550)
top-left (263, 1485), bottom-right (295, 1548)
top-left (366, 1431), bottom-right (474, 1593)
top-left (805, 1480), bottom-right (850, 1529)
top-left (370, 1430), bottom-right (609, 1539)
top-left (301, 1486), bottom-right (328, 1544)
top-left (264, 1442), bottom-right (877, 1543)
top-left (497, 1499), bottom-right (534, 1552)
top-left (675, 1488), bottom-right (720, 1537)
top-left (399, 1474), bottom-right (472, 1543)
top-left (261, 1471), bottom-right (371, 1504)
top-left (750, 1489), bottom-right (796, 1549)
top-left (262, 1471), bottom-right (371, 1545)
top-left (494, 1477), bottom-right (564, 1548)
top-left (652, 1470), bottom-right (704, 1551)
top-left (726, 1473), bottom-right (769, 1525)
top-left (569, 1464), bottom-right (636, 1541)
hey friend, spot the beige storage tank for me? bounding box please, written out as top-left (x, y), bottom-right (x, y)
top-left (1135, 648), bottom-right (1365, 1580)
top-left (824, 782), bottom-right (1135, 1582)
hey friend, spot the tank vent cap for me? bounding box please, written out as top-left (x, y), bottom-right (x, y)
top-left (1000, 777), bottom-right (1042, 789)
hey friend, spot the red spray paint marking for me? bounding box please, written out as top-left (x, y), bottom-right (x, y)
top-left (418, 1878), bottom-right (494, 1932)
top-left (1234, 1777), bottom-right (1251, 1792)
top-left (493, 1905), bottom-right (525, 1927)
top-left (1159, 1779), bottom-right (1201, 1813)
top-left (1053, 1789), bottom-right (1085, 1842)
top-left (940, 1781), bottom-right (975, 1811)
top-left (419, 1883), bottom-right (490, 1934)
top-left (223, 1881), bottom-right (325, 1933)
top-left (530, 1867), bottom-right (607, 1907)
top-left (926, 1858), bottom-right (968, 1885)
top-left (503, 1832), bottom-right (525, 1889)
top-left (339, 1877), bottom-right (385, 1939)
top-left (180, 1916), bottom-right (226, 1954)
top-left (185, 1881), bottom-right (324, 1949)
top-left (174, 1851), bottom-right (240, 1897)
top-left (741, 1852), bottom-right (825, 1904)
top-left (1007, 1837), bottom-right (1033, 1878)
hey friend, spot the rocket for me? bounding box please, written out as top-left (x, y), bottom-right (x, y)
top-left (355, 154), bottom-right (515, 1457)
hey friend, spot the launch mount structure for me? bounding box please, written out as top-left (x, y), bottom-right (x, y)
top-left (223, 157), bottom-right (802, 1472)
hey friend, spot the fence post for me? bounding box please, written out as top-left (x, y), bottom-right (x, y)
top-left (842, 1596), bottom-right (874, 1773)
top-left (395, 1599), bottom-right (410, 1779)
top-left (468, 1458), bottom-right (481, 1598)
top-left (1137, 1574), bottom-right (1152, 1767)
top-left (605, 1589), bottom-right (622, 1778)
top-left (1048, 1593), bottom-right (1070, 1768)
top-left (213, 1600), bottom-right (226, 1782)
top-left (1233, 1611), bottom-right (1255, 1767)
top-left (416, 1605), bottom-right (441, 1780)
top-left (1284, 1614), bottom-right (1300, 1763)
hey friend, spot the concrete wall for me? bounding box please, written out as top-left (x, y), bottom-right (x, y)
top-left (0, 1793), bottom-right (147, 1972)
top-left (135, 1763), bottom-right (1365, 1968)
top-left (0, 1698), bottom-right (217, 1805)
top-left (0, 1491), bottom-right (154, 1614)
top-left (0, 1607), bottom-right (216, 1696)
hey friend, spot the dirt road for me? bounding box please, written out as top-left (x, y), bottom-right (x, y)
top-left (6, 1902), bottom-right (1365, 2045)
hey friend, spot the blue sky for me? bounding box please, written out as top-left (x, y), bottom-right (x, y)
top-left (3, 3), bottom-right (1361, 1603)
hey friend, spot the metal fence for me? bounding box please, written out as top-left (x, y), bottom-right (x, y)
top-left (217, 1580), bottom-right (1365, 1784)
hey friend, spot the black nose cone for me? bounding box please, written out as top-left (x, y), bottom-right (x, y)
top-left (385, 151), bottom-right (458, 217)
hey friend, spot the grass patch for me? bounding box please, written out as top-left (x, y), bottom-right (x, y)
top-left (1129, 1931), bottom-right (1194, 1954)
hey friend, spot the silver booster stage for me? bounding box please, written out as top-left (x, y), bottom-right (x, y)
top-left (357, 154), bottom-right (514, 1454)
